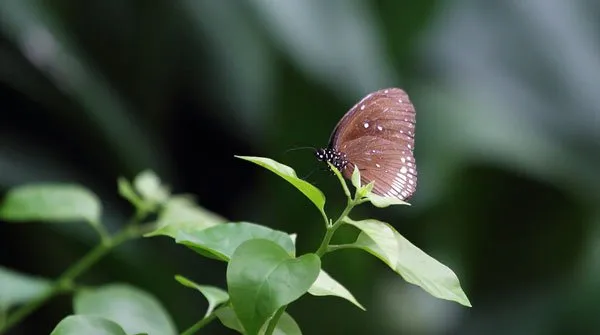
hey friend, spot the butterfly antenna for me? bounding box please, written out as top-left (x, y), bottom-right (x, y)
top-left (300, 166), bottom-right (319, 182)
top-left (283, 145), bottom-right (317, 155)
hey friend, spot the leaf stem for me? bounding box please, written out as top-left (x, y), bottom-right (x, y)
top-left (180, 312), bottom-right (218, 335)
top-left (326, 244), bottom-right (356, 253)
top-left (265, 305), bottom-right (286, 335)
top-left (329, 163), bottom-right (351, 199)
top-left (0, 220), bottom-right (149, 333)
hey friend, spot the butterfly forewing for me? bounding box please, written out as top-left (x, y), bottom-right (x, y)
top-left (331, 88), bottom-right (417, 200)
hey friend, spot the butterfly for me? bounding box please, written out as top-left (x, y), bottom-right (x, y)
top-left (316, 88), bottom-right (417, 200)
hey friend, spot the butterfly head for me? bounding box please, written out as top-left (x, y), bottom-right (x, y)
top-left (315, 148), bottom-right (348, 172)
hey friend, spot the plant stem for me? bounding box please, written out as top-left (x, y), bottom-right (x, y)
top-left (316, 199), bottom-right (357, 257)
top-left (265, 305), bottom-right (287, 335)
top-left (0, 223), bottom-right (147, 333)
top-left (180, 313), bottom-right (218, 335)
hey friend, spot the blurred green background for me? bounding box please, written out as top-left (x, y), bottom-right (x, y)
top-left (1, 0), bottom-right (600, 334)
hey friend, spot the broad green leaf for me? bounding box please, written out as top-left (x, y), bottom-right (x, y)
top-left (365, 193), bottom-right (411, 208)
top-left (145, 196), bottom-right (225, 239)
top-left (308, 269), bottom-right (365, 311)
top-left (0, 266), bottom-right (51, 311)
top-left (344, 218), bottom-right (398, 266)
top-left (133, 170), bottom-right (170, 206)
top-left (74, 284), bottom-right (177, 335)
top-left (235, 156), bottom-right (325, 211)
top-left (216, 306), bottom-right (302, 335)
top-left (0, 183), bottom-right (101, 226)
top-left (174, 275), bottom-right (228, 317)
top-left (227, 239), bottom-right (320, 335)
top-left (51, 315), bottom-right (127, 335)
top-left (177, 222), bottom-right (296, 261)
top-left (352, 229), bottom-right (471, 307)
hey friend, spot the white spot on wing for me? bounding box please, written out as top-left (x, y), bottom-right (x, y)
top-left (363, 122), bottom-right (369, 128)
top-left (360, 104), bottom-right (365, 110)
top-left (377, 125), bottom-right (383, 131)
top-left (400, 167), bottom-right (408, 174)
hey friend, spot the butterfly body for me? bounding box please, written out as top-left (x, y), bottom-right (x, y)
top-left (316, 88), bottom-right (417, 200)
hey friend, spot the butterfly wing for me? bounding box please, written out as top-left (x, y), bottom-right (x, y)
top-left (332, 88), bottom-right (417, 200)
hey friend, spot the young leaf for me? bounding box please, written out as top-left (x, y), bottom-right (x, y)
top-left (74, 284), bottom-right (177, 335)
top-left (133, 170), bottom-right (170, 206)
top-left (350, 165), bottom-right (361, 189)
top-left (174, 275), bottom-right (229, 317)
top-left (343, 218), bottom-right (398, 266)
top-left (117, 178), bottom-right (144, 210)
top-left (0, 183), bottom-right (101, 226)
top-left (51, 315), bottom-right (127, 335)
top-left (0, 266), bottom-right (51, 311)
top-left (235, 156), bottom-right (326, 212)
top-left (365, 193), bottom-right (411, 208)
top-left (177, 222), bottom-right (296, 261)
top-left (352, 229), bottom-right (471, 307)
top-left (216, 306), bottom-right (302, 335)
top-left (308, 269), bottom-right (365, 311)
top-left (145, 196), bottom-right (225, 239)
top-left (227, 239), bottom-right (320, 335)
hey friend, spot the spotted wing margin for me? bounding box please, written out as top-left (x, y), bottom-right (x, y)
top-left (329, 88), bottom-right (415, 148)
top-left (343, 137), bottom-right (417, 200)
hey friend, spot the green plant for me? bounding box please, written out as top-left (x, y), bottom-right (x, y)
top-left (0, 156), bottom-right (471, 335)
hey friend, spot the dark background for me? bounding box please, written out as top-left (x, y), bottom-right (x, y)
top-left (1, 1), bottom-right (600, 334)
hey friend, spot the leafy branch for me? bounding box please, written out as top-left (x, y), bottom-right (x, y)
top-left (0, 158), bottom-right (471, 335)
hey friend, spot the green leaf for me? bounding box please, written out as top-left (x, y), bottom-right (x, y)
top-left (216, 306), bottom-right (302, 335)
top-left (51, 315), bottom-right (127, 335)
top-left (177, 221), bottom-right (296, 261)
top-left (259, 312), bottom-right (302, 335)
top-left (215, 306), bottom-right (244, 333)
top-left (352, 227), bottom-right (471, 307)
top-left (133, 170), bottom-right (170, 206)
top-left (308, 269), bottom-right (365, 311)
top-left (227, 239), bottom-right (320, 335)
top-left (145, 196), bottom-right (225, 238)
top-left (365, 193), bottom-right (411, 208)
top-left (344, 218), bottom-right (398, 266)
top-left (0, 266), bottom-right (51, 311)
top-left (0, 183), bottom-right (101, 226)
top-left (235, 156), bottom-right (325, 212)
top-left (174, 275), bottom-right (229, 318)
top-left (74, 284), bottom-right (177, 335)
